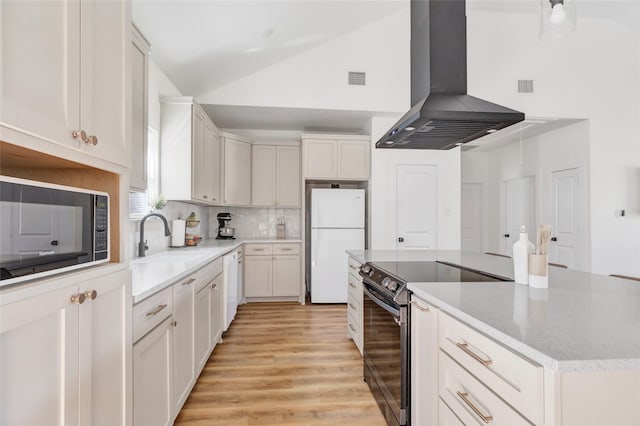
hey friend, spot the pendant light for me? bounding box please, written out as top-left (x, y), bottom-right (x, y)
top-left (540, 0), bottom-right (576, 41)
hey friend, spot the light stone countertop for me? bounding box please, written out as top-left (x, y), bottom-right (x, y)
top-left (347, 249), bottom-right (640, 372)
top-left (131, 238), bottom-right (302, 304)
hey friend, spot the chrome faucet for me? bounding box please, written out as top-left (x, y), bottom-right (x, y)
top-left (138, 213), bottom-right (171, 257)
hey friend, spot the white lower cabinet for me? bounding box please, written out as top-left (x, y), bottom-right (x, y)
top-left (133, 316), bottom-right (173, 426)
top-left (244, 243), bottom-right (301, 299)
top-left (346, 256), bottom-right (363, 354)
top-left (0, 269), bottom-right (131, 426)
top-left (410, 296), bottom-right (439, 426)
top-left (172, 274), bottom-right (196, 414)
top-left (209, 272), bottom-right (224, 346)
top-left (132, 257), bottom-right (225, 424)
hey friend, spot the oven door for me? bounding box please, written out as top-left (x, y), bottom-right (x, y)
top-left (363, 282), bottom-right (407, 426)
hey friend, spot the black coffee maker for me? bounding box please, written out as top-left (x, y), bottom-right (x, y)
top-left (216, 212), bottom-right (235, 239)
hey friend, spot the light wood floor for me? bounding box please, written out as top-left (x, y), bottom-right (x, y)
top-left (175, 302), bottom-right (386, 426)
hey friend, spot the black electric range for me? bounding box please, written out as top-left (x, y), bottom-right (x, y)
top-left (358, 261), bottom-right (510, 426)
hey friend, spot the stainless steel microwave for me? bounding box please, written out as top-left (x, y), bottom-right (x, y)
top-left (0, 176), bottom-right (109, 286)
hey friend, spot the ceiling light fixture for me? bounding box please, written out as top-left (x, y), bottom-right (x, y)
top-left (540, 0), bottom-right (576, 41)
top-left (405, 126), bottom-right (416, 131)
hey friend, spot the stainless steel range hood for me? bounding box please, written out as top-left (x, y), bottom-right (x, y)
top-left (376, 0), bottom-right (524, 150)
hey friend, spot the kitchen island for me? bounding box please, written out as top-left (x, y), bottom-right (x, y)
top-left (347, 249), bottom-right (640, 425)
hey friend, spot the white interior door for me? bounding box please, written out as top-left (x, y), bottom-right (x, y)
top-left (550, 168), bottom-right (581, 269)
top-left (503, 176), bottom-right (536, 254)
top-left (396, 164), bottom-right (437, 249)
top-left (461, 183), bottom-right (482, 253)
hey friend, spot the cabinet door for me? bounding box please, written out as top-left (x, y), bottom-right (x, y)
top-left (0, 284), bottom-right (80, 426)
top-left (224, 138), bottom-right (252, 205)
top-left (207, 123), bottom-right (222, 203)
top-left (303, 139), bottom-right (337, 178)
top-left (273, 255), bottom-right (301, 297)
top-left (338, 140), bottom-right (370, 179)
top-left (130, 25), bottom-right (150, 191)
top-left (191, 107), bottom-right (209, 203)
top-left (78, 270), bottom-right (131, 426)
top-left (276, 146), bottom-right (301, 207)
top-left (252, 145), bottom-right (277, 206)
top-left (194, 284), bottom-right (211, 371)
top-left (172, 276), bottom-right (196, 412)
top-left (0, 0), bottom-right (81, 148)
top-left (79, 0), bottom-right (129, 166)
top-left (133, 316), bottom-right (173, 426)
top-left (244, 256), bottom-right (273, 297)
top-left (411, 297), bottom-right (439, 426)
top-left (209, 273), bottom-right (224, 346)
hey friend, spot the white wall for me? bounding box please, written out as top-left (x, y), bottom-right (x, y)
top-left (462, 121), bottom-right (590, 269)
top-left (197, 7), bottom-right (410, 114)
top-left (370, 116), bottom-right (461, 250)
top-left (148, 60), bottom-right (182, 131)
top-left (466, 3), bottom-right (640, 276)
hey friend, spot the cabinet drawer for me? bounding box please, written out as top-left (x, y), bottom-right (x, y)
top-left (347, 293), bottom-right (360, 325)
top-left (273, 243), bottom-right (300, 255)
top-left (195, 257), bottom-right (223, 291)
top-left (133, 287), bottom-right (173, 343)
top-left (439, 398), bottom-right (464, 426)
top-left (348, 257), bottom-right (362, 279)
top-left (439, 351), bottom-right (530, 425)
top-left (245, 244), bottom-right (273, 255)
top-left (347, 311), bottom-right (360, 339)
top-left (347, 273), bottom-right (363, 305)
top-left (439, 313), bottom-right (543, 424)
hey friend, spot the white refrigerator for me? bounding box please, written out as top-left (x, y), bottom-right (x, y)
top-left (311, 188), bottom-right (365, 303)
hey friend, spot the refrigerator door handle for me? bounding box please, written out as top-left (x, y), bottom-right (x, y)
top-left (312, 259), bottom-right (317, 268)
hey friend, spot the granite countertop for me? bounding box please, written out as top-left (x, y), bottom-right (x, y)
top-left (347, 249), bottom-right (640, 372)
top-left (131, 238), bottom-right (302, 303)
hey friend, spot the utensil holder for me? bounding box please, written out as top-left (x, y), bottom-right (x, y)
top-left (276, 224), bottom-right (286, 240)
top-left (528, 254), bottom-right (548, 289)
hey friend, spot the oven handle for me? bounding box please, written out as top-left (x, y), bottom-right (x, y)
top-left (363, 284), bottom-right (400, 317)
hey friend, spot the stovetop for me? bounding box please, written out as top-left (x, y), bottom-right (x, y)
top-left (370, 261), bottom-right (509, 284)
top-left (360, 261), bottom-right (510, 305)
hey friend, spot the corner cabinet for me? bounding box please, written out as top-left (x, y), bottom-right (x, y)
top-left (0, 269), bottom-right (132, 426)
top-left (252, 145), bottom-right (301, 207)
top-left (130, 24), bottom-right (151, 191)
top-left (222, 135), bottom-right (252, 205)
top-left (301, 134), bottom-right (370, 180)
top-left (0, 0), bottom-right (130, 169)
top-left (160, 97), bottom-right (222, 205)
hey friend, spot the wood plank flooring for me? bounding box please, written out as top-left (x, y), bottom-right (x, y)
top-left (175, 302), bottom-right (386, 426)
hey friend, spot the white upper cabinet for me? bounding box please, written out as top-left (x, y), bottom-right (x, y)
top-left (251, 145), bottom-right (277, 206)
top-left (302, 134), bottom-right (370, 180)
top-left (130, 24), bottom-right (151, 191)
top-left (0, 0), bottom-right (130, 168)
top-left (223, 135), bottom-right (252, 205)
top-left (251, 145), bottom-right (301, 207)
top-left (160, 97), bottom-right (221, 205)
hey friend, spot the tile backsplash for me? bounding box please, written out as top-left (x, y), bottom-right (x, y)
top-left (209, 207), bottom-right (301, 239)
top-left (129, 201), bottom-right (301, 258)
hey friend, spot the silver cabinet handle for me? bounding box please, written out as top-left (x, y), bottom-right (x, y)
top-left (146, 304), bottom-right (168, 318)
top-left (348, 303), bottom-right (356, 310)
top-left (84, 290), bottom-right (98, 301)
top-left (87, 134), bottom-right (98, 145)
top-left (348, 324), bottom-right (356, 332)
top-left (456, 391), bottom-right (493, 423)
top-left (409, 300), bottom-right (429, 312)
top-left (455, 342), bottom-right (492, 366)
top-left (349, 264), bottom-right (358, 270)
top-left (211, 283), bottom-right (217, 289)
top-left (280, 248), bottom-right (293, 251)
top-left (253, 248), bottom-right (265, 251)
top-left (182, 278), bottom-right (196, 286)
top-left (348, 282), bottom-right (356, 289)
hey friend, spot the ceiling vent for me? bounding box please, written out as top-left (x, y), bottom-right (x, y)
top-left (348, 71), bottom-right (366, 86)
top-left (518, 80), bottom-right (534, 93)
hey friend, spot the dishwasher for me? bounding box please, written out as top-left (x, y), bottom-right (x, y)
top-left (223, 250), bottom-right (238, 331)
